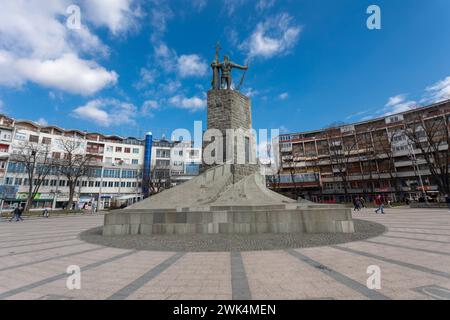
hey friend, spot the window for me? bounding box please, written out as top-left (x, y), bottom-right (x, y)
top-left (114, 182), bottom-right (120, 187)
top-left (43, 179), bottom-right (49, 186)
top-left (89, 181), bottom-right (94, 187)
top-left (52, 152), bottom-right (61, 159)
top-left (126, 182), bottom-right (132, 188)
top-left (121, 182), bottom-right (126, 187)
top-left (82, 181), bottom-right (87, 187)
top-left (59, 180), bottom-right (66, 187)
top-left (108, 181), bottom-right (114, 188)
top-left (95, 181), bottom-right (101, 187)
top-left (42, 137), bottom-right (52, 144)
top-left (105, 157), bottom-right (113, 164)
top-left (15, 132), bottom-right (26, 141)
top-left (132, 159), bottom-right (139, 165)
top-left (103, 169), bottom-right (120, 178)
top-left (133, 148), bottom-right (139, 154)
top-left (5, 177), bottom-right (14, 185)
top-left (29, 135), bottom-right (39, 143)
top-left (106, 146), bottom-right (114, 153)
top-left (50, 180), bottom-right (57, 186)
top-left (124, 148), bottom-right (131, 153)
top-left (116, 147), bottom-right (122, 152)
top-left (122, 170), bottom-right (137, 179)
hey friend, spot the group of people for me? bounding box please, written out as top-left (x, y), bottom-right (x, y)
top-left (8, 204), bottom-right (25, 222)
top-left (352, 197), bottom-right (366, 211)
top-left (353, 195), bottom-right (386, 214)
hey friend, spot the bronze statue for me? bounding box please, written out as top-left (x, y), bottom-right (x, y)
top-left (211, 44), bottom-right (248, 90)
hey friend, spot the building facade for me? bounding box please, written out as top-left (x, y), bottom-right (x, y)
top-left (0, 115), bottom-right (200, 211)
top-left (271, 99), bottom-right (450, 203)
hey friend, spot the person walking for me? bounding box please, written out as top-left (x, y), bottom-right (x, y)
top-left (42, 207), bottom-right (50, 218)
top-left (9, 206), bottom-right (21, 222)
top-left (353, 197), bottom-right (359, 211)
top-left (360, 197), bottom-right (366, 208)
top-left (375, 195), bottom-right (385, 214)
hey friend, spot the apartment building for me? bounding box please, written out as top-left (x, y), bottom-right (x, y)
top-left (271, 99), bottom-right (450, 203)
top-left (0, 115), bottom-right (201, 210)
top-left (151, 138), bottom-right (201, 187)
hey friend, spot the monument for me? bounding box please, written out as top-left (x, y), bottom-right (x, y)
top-left (103, 46), bottom-right (354, 236)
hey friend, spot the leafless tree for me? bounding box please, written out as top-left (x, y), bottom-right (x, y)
top-left (325, 127), bottom-right (359, 202)
top-left (57, 139), bottom-right (95, 211)
top-left (12, 141), bottom-right (54, 211)
top-left (405, 112), bottom-right (450, 194)
top-left (372, 127), bottom-right (403, 200)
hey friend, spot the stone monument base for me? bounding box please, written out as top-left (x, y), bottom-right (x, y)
top-left (103, 164), bottom-right (354, 236)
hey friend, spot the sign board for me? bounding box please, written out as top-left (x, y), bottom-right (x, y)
top-left (0, 185), bottom-right (19, 200)
top-left (15, 193), bottom-right (54, 200)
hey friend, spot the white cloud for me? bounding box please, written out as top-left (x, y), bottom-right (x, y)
top-left (177, 54), bottom-right (208, 78)
top-left (72, 99), bottom-right (137, 127)
top-left (241, 13), bottom-right (301, 59)
top-left (256, 0), bottom-right (276, 11)
top-left (382, 95), bottom-right (417, 116)
top-left (0, 0), bottom-right (118, 95)
top-left (82, 0), bottom-right (142, 35)
top-left (36, 118), bottom-right (48, 126)
top-left (149, 0), bottom-right (173, 39)
top-left (279, 92), bottom-right (289, 100)
top-left (134, 68), bottom-right (157, 90)
top-left (11, 54), bottom-right (118, 96)
top-left (386, 94), bottom-right (407, 107)
top-left (244, 88), bottom-right (259, 97)
top-left (191, 0), bottom-right (207, 11)
top-left (141, 100), bottom-right (159, 115)
top-left (169, 95), bottom-right (206, 112)
top-left (426, 76), bottom-right (450, 103)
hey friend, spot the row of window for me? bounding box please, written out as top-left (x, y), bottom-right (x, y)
top-left (105, 146), bottom-right (140, 154)
top-left (4, 177), bottom-right (140, 189)
top-left (7, 163), bottom-right (140, 179)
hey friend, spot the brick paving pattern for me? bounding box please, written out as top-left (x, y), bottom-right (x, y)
top-left (1, 208), bottom-right (449, 300)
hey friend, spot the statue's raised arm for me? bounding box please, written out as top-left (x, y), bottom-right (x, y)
top-left (219, 55), bottom-right (249, 90)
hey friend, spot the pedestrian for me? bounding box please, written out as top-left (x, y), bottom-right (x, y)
top-left (9, 206), bottom-right (21, 222)
top-left (42, 207), bottom-right (49, 218)
top-left (360, 197), bottom-right (366, 208)
top-left (445, 194), bottom-right (450, 211)
top-left (353, 197), bottom-right (359, 211)
top-left (17, 204), bottom-right (25, 221)
top-left (374, 195), bottom-right (385, 214)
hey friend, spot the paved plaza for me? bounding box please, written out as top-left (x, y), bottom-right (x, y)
top-left (1, 208), bottom-right (450, 300)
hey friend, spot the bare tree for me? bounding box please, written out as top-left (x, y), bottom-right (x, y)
top-left (12, 141), bottom-right (54, 211)
top-left (405, 112), bottom-right (450, 194)
top-left (58, 139), bottom-right (95, 211)
top-left (372, 128), bottom-right (403, 200)
top-left (325, 127), bottom-right (359, 202)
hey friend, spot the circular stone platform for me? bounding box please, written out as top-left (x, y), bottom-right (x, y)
top-left (80, 219), bottom-right (386, 252)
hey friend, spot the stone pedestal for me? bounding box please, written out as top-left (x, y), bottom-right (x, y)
top-left (203, 90), bottom-right (258, 177)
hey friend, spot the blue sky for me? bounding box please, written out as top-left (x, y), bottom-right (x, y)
top-left (0, 0), bottom-right (449, 139)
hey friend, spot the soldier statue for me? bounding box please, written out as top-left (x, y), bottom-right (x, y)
top-left (211, 43), bottom-right (248, 90)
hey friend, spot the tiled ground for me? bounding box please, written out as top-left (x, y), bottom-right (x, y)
top-left (1, 208), bottom-right (450, 300)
